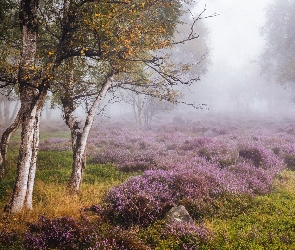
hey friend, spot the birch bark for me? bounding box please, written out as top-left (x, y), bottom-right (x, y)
top-left (64, 78), bottom-right (113, 193)
top-left (5, 0), bottom-right (47, 212)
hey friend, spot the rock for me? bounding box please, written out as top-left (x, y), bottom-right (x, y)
top-left (164, 205), bottom-right (193, 225)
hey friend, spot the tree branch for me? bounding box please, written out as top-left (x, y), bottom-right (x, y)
top-left (118, 85), bottom-right (209, 110)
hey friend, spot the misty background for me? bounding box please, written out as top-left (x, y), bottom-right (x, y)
top-left (180, 0), bottom-right (294, 115)
top-left (111, 0), bottom-right (295, 118)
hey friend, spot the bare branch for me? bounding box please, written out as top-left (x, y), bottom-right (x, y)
top-left (172, 5), bottom-right (219, 45)
top-left (118, 85), bottom-right (209, 110)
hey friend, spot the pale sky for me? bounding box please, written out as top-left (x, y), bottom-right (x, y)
top-left (180, 0), bottom-right (292, 112)
top-left (197, 0), bottom-right (270, 68)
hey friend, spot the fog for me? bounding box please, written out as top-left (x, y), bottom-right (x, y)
top-left (107, 0), bottom-right (295, 120)
top-left (180, 0), bottom-right (294, 116)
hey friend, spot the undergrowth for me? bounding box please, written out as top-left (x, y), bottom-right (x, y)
top-left (0, 148), bottom-right (136, 239)
top-left (2, 119), bottom-right (295, 249)
top-left (2, 149), bottom-right (295, 249)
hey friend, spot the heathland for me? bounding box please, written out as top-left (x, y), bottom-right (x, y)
top-left (1, 113), bottom-right (295, 249)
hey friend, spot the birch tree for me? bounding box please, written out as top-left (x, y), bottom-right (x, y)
top-left (56, 2), bottom-right (213, 193)
top-left (0, 0), bottom-right (193, 211)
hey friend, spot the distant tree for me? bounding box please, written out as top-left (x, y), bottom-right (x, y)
top-left (260, 0), bottom-right (295, 84)
top-left (120, 90), bottom-right (177, 127)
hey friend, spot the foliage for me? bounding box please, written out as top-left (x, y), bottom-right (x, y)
top-left (104, 170), bottom-right (224, 227)
top-left (0, 229), bottom-right (18, 247)
top-left (91, 117), bottom-right (287, 228)
top-left (138, 220), bottom-right (213, 250)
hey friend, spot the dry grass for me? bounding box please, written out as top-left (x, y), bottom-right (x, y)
top-left (0, 179), bottom-right (125, 234)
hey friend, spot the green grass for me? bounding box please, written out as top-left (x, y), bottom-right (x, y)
top-left (2, 146), bottom-right (295, 249)
top-left (6, 127), bottom-right (70, 142)
top-left (39, 130), bottom-right (70, 141)
top-left (0, 148), bottom-right (137, 234)
top-left (203, 171), bottom-right (295, 249)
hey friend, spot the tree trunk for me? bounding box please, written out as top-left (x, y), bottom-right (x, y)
top-left (4, 0), bottom-right (47, 213)
top-left (6, 87), bottom-right (46, 213)
top-left (65, 78), bottom-right (113, 193)
top-left (0, 97), bottom-right (3, 123)
top-left (68, 131), bottom-right (87, 194)
top-left (24, 104), bottom-right (41, 209)
top-left (0, 109), bottom-right (22, 177)
top-left (45, 100), bottom-right (51, 120)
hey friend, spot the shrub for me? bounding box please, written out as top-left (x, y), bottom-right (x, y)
top-left (103, 156), bottom-right (283, 227)
top-left (25, 216), bottom-right (96, 249)
top-left (239, 148), bottom-right (263, 167)
top-left (103, 169), bottom-right (225, 227)
top-left (93, 147), bottom-right (157, 172)
top-left (139, 220), bottom-right (214, 250)
top-left (285, 154), bottom-right (295, 170)
top-left (238, 145), bottom-right (281, 169)
top-left (164, 221), bottom-right (214, 246)
top-left (25, 216), bottom-right (149, 250)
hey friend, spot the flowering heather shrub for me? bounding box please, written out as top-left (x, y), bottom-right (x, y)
top-left (164, 222), bottom-right (214, 248)
top-left (103, 168), bottom-right (239, 226)
top-left (279, 144), bottom-right (295, 170)
top-left (279, 124), bottom-right (295, 134)
top-left (94, 147), bottom-right (158, 172)
top-left (228, 163), bottom-right (276, 195)
top-left (88, 116), bottom-right (290, 227)
top-left (25, 216), bottom-right (148, 250)
top-left (103, 156), bottom-right (283, 226)
top-left (181, 137), bottom-right (215, 151)
top-left (193, 139), bottom-right (237, 168)
top-left (238, 144), bottom-right (281, 169)
top-left (284, 154), bottom-right (295, 170)
top-left (25, 216), bottom-right (96, 249)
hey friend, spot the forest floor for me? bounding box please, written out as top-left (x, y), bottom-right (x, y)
top-left (1, 113), bottom-right (295, 249)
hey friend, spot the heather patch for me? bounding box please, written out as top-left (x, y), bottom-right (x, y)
top-left (24, 216), bottom-right (148, 250)
top-left (102, 160), bottom-right (281, 227)
top-left (95, 121), bottom-right (286, 228)
top-left (24, 216), bottom-right (96, 249)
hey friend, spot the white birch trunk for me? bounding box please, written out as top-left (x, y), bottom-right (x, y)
top-left (5, 0), bottom-right (46, 213)
top-left (8, 87), bottom-right (45, 212)
top-left (24, 104), bottom-right (41, 209)
top-left (67, 78), bottom-right (112, 193)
